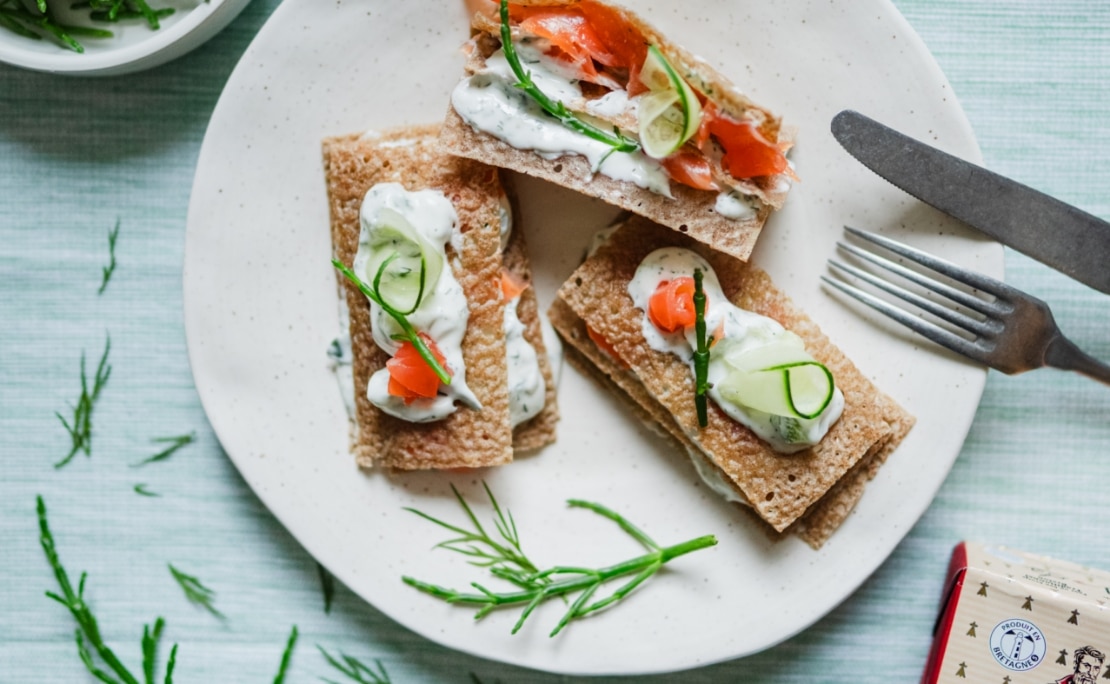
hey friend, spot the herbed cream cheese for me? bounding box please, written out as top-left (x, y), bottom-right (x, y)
top-left (354, 183), bottom-right (480, 423)
top-left (451, 41), bottom-right (673, 198)
top-left (627, 247), bottom-right (844, 453)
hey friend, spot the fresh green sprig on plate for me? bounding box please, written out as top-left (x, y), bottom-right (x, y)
top-left (403, 484), bottom-right (717, 636)
top-left (37, 495), bottom-right (178, 684)
top-left (55, 334), bottom-right (111, 469)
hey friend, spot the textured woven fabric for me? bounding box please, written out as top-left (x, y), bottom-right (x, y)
top-left (2, 0), bottom-right (1109, 681)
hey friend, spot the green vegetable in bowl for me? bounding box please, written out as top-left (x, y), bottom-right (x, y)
top-left (0, 0), bottom-right (177, 53)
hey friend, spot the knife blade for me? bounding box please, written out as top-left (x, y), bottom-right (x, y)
top-left (831, 109), bottom-right (1110, 295)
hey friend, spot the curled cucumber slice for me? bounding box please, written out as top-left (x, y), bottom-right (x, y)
top-left (364, 208), bottom-right (444, 314)
top-left (716, 339), bottom-right (835, 420)
top-left (637, 45), bottom-right (701, 159)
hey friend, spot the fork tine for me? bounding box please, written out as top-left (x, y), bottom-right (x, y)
top-left (844, 226), bottom-right (1013, 303)
top-left (820, 274), bottom-right (986, 361)
top-left (836, 239), bottom-right (1003, 317)
top-left (827, 259), bottom-right (996, 337)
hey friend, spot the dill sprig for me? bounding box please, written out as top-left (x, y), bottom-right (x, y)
top-left (55, 334), bottom-right (112, 469)
top-left (131, 432), bottom-right (195, 467)
top-left (692, 268), bottom-right (712, 427)
top-left (37, 495), bottom-right (178, 684)
top-left (273, 625), bottom-right (298, 684)
top-left (499, 0), bottom-right (640, 156)
top-left (403, 485), bottom-right (717, 636)
top-left (404, 482), bottom-right (543, 589)
top-left (98, 219), bottom-right (120, 295)
top-left (133, 483), bottom-right (160, 497)
top-left (332, 257), bottom-right (451, 385)
top-left (317, 562), bottom-right (335, 614)
top-left (318, 645), bottom-right (392, 684)
top-left (0, 0), bottom-right (172, 52)
top-left (168, 564), bottom-right (224, 619)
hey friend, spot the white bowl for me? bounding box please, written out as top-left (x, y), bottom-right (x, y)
top-left (0, 0), bottom-right (251, 76)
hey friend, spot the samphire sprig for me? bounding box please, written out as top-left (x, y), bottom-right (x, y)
top-left (273, 625), bottom-right (298, 684)
top-left (318, 645), bottom-right (392, 684)
top-left (692, 268), bottom-right (712, 427)
top-left (55, 334), bottom-right (112, 469)
top-left (98, 219), bottom-right (120, 295)
top-left (0, 0), bottom-right (172, 53)
top-left (499, 0), bottom-right (640, 156)
top-left (403, 484), bottom-right (717, 636)
top-left (332, 257), bottom-right (451, 385)
top-left (132, 432), bottom-right (195, 467)
top-left (168, 563), bottom-right (224, 619)
top-left (37, 495), bottom-right (178, 684)
top-left (404, 482), bottom-right (543, 589)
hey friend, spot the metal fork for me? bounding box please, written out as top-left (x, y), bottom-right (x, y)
top-left (821, 227), bottom-right (1110, 385)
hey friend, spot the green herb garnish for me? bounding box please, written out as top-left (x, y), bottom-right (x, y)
top-left (499, 0), bottom-right (640, 158)
top-left (317, 562), bottom-right (335, 614)
top-left (37, 495), bottom-right (179, 684)
top-left (403, 484), bottom-right (717, 636)
top-left (318, 645), bottom-right (392, 684)
top-left (332, 257), bottom-right (451, 385)
top-left (98, 219), bottom-right (120, 295)
top-left (0, 0), bottom-right (172, 52)
top-left (693, 268), bottom-right (711, 427)
top-left (55, 334), bottom-right (111, 469)
top-left (273, 625), bottom-right (298, 684)
top-left (133, 483), bottom-right (160, 497)
top-left (132, 432), bottom-right (195, 467)
top-left (168, 564), bottom-right (224, 619)
top-left (405, 483), bottom-right (542, 586)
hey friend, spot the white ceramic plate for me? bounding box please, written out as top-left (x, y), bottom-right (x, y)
top-left (184, 0), bottom-right (998, 675)
top-left (0, 0), bottom-right (250, 75)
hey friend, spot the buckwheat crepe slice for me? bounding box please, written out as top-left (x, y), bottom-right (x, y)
top-left (323, 125), bottom-right (555, 469)
top-left (555, 217), bottom-right (911, 531)
top-left (441, 1), bottom-right (795, 263)
top-left (550, 296), bottom-right (913, 548)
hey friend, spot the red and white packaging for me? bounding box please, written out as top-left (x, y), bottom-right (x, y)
top-left (923, 542), bottom-right (1110, 683)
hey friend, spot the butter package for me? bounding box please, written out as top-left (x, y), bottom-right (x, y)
top-left (924, 542), bottom-right (1110, 683)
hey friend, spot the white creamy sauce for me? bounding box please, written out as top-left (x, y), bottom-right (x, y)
top-left (451, 44), bottom-right (673, 197)
top-left (498, 192), bottom-right (512, 252)
top-left (714, 189), bottom-right (758, 220)
top-left (503, 297), bottom-right (546, 427)
top-left (587, 223), bottom-right (620, 258)
top-left (686, 446), bottom-right (750, 506)
top-left (494, 196), bottom-right (547, 426)
top-left (628, 247), bottom-right (844, 453)
top-left (586, 89), bottom-right (636, 119)
top-left (353, 183), bottom-right (480, 422)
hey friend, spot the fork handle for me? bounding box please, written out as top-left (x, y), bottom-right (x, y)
top-left (1045, 335), bottom-right (1110, 386)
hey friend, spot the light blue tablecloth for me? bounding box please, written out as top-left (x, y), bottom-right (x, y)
top-left (3, 1), bottom-right (1109, 681)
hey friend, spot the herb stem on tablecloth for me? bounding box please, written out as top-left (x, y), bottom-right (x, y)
top-left (55, 334), bottom-right (111, 469)
top-left (318, 645), bottom-right (392, 684)
top-left (98, 219), bottom-right (120, 295)
top-left (168, 563), bottom-right (224, 619)
top-left (37, 495), bottom-right (178, 683)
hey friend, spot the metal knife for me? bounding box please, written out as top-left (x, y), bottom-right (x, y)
top-left (831, 109), bottom-right (1110, 295)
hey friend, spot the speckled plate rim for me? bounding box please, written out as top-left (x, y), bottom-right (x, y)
top-left (183, 0), bottom-right (998, 675)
